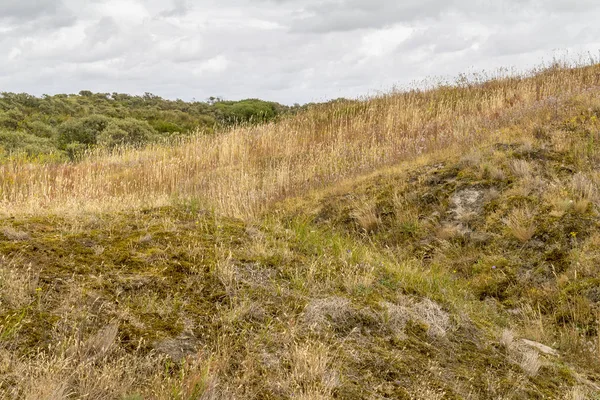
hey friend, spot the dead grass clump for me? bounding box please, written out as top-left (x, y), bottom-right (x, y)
top-left (573, 199), bottom-right (590, 214)
top-left (571, 173), bottom-right (595, 200)
top-left (341, 262), bottom-right (376, 293)
top-left (391, 190), bottom-right (422, 234)
top-left (381, 297), bottom-right (451, 339)
top-left (548, 196), bottom-right (573, 217)
top-left (79, 322), bottom-right (120, 360)
top-left (301, 297), bottom-right (354, 332)
top-left (412, 299), bottom-right (451, 338)
top-left (381, 301), bottom-right (411, 339)
top-left (500, 328), bottom-right (515, 350)
top-left (482, 163), bottom-right (506, 181)
top-left (520, 349), bottom-right (542, 377)
top-left (571, 173), bottom-right (595, 213)
top-left (350, 201), bottom-right (380, 233)
top-left (510, 159), bottom-right (533, 179)
top-left (409, 387), bottom-right (447, 400)
top-left (569, 386), bottom-right (587, 400)
top-left (0, 256), bottom-right (38, 311)
top-left (504, 207), bottom-right (536, 243)
top-left (1, 227), bottom-right (30, 241)
top-left (460, 151), bottom-right (482, 167)
top-left (289, 342), bottom-right (338, 397)
top-left (435, 224), bottom-right (463, 241)
top-left (137, 233), bottom-right (153, 244)
top-left (569, 233), bottom-right (600, 277)
top-left (4, 331), bottom-right (150, 400)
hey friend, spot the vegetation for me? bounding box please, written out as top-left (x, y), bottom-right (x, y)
top-left (0, 92), bottom-right (293, 160)
top-left (2, 62), bottom-right (600, 398)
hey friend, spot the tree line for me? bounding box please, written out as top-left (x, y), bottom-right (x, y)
top-left (0, 91), bottom-right (299, 160)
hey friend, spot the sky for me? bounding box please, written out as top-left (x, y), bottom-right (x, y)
top-left (1, 0), bottom-right (600, 105)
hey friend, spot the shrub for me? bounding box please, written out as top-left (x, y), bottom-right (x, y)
top-left (57, 115), bottom-right (111, 148)
top-left (0, 130), bottom-right (58, 157)
top-left (215, 99), bottom-right (279, 125)
top-left (97, 118), bottom-right (156, 148)
top-left (0, 109), bottom-right (25, 130)
top-left (151, 120), bottom-right (183, 134)
top-left (25, 120), bottom-right (57, 138)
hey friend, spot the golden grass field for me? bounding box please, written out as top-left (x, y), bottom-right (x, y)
top-left (2, 61), bottom-right (600, 399)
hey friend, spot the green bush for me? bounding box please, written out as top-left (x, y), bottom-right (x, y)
top-left (97, 118), bottom-right (156, 148)
top-left (215, 99), bottom-right (280, 125)
top-left (0, 130), bottom-right (58, 157)
top-left (25, 120), bottom-right (57, 138)
top-left (0, 109), bottom-right (25, 130)
top-left (57, 115), bottom-right (111, 148)
top-left (151, 120), bottom-right (183, 134)
top-left (64, 142), bottom-right (88, 161)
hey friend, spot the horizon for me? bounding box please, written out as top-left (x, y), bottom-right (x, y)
top-left (2, 57), bottom-right (596, 107)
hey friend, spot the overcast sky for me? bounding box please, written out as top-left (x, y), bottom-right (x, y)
top-left (1, 0), bottom-right (599, 104)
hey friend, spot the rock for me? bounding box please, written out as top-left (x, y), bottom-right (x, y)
top-left (448, 188), bottom-right (484, 222)
top-left (520, 339), bottom-right (558, 356)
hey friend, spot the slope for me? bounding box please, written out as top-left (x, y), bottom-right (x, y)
top-left (1, 64), bottom-right (600, 399)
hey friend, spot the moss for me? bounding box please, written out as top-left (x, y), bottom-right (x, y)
top-left (9, 309), bottom-right (60, 356)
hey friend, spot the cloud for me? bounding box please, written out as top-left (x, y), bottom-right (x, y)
top-left (0, 0), bottom-right (63, 21)
top-left (0, 0), bottom-right (599, 104)
top-left (160, 0), bottom-right (190, 17)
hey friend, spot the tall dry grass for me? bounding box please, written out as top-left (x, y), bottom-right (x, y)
top-left (2, 62), bottom-right (600, 218)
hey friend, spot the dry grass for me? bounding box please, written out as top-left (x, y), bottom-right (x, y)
top-left (0, 255), bottom-right (38, 312)
top-left (1, 226), bottom-right (30, 241)
top-left (2, 63), bottom-right (600, 219)
top-left (570, 386), bottom-right (587, 400)
top-left (520, 350), bottom-right (542, 377)
top-left (509, 159), bottom-right (533, 179)
top-left (350, 200), bottom-right (381, 233)
top-left (435, 224), bottom-right (462, 241)
top-left (504, 207), bottom-right (537, 243)
top-left (500, 329), bottom-right (515, 349)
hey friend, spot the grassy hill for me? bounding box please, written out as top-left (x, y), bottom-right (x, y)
top-left (2, 63), bottom-right (600, 399)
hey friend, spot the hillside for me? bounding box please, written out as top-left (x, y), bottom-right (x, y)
top-left (2, 63), bottom-right (600, 399)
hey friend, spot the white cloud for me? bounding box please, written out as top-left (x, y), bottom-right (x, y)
top-left (360, 25), bottom-right (413, 58)
top-left (94, 0), bottom-right (151, 24)
top-left (193, 55), bottom-right (229, 75)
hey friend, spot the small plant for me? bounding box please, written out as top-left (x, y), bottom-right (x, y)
top-left (510, 159), bottom-right (533, 178)
top-left (573, 199), bottom-right (590, 213)
top-left (500, 329), bottom-right (515, 349)
top-left (435, 224), bottom-right (462, 241)
top-left (351, 201), bottom-right (380, 233)
top-left (520, 350), bottom-right (542, 377)
top-left (504, 207), bottom-right (536, 242)
top-left (482, 163), bottom-right (506, 181)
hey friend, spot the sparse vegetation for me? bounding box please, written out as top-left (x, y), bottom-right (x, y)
top-left (2, 61), bottom-right (600, 398)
